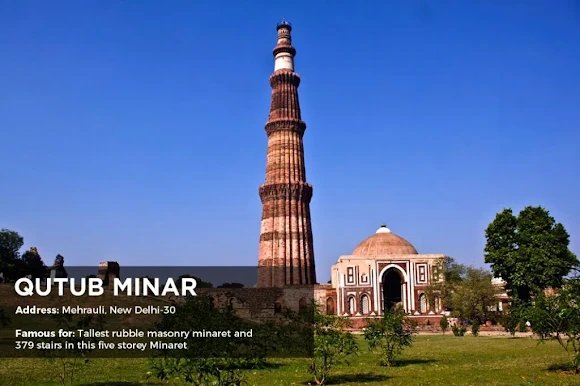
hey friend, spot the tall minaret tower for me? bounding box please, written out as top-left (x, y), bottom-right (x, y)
top-left (257, 22), bottom-right (316, 287)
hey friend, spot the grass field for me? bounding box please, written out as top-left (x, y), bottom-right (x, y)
top-left (0, 335), bottom-right (578, 385)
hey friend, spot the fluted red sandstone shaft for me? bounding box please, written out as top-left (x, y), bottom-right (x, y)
top-left (257, 22), bottom-right (316, 287)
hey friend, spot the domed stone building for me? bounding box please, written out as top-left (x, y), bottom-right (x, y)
top-left (326, 225), bottom-right (448, 328)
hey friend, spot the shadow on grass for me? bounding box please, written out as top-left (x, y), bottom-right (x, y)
top-left (395, 358), bottom-right (437, 367)
top-left (547, 362), bottom-right (577, 374)
top-left (262, 362), bottom-right (284, 369)
top-left (232, 361), bottom-right (283, 370)
top-left (322, 373), bottom-right (391, 385)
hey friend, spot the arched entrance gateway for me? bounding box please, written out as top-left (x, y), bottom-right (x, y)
top-left (331, 225), bottom-right (448, 324)
top-left (382, 268), bottom-right (404, 311)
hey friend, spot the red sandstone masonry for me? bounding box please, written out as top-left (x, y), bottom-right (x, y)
top-left (258, 23), bottom-right (316, 287)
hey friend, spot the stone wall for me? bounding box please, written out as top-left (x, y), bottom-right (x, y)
top-left (197, 286), bottom-right (314, 322)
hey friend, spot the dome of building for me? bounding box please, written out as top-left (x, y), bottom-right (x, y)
top-left (351, 225), bottom-right (418, 256)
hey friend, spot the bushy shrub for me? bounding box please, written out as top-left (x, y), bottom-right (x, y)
top-left (501, 303), bottom-right (527, 337)
top-left (310, 309), bottom-right (358, 385)
top-left (452, 324), bottom-right (466, 337)
top-left (527, 279), bottom-right (580, 373)
top-left (148, 358), bottom-right (245, 386)
top-left (501, 313), bottom-right (518, 336)
top-left (439, 315), bottom-right (449, 334)
top-left (364, 306), bottom-right (415, 366)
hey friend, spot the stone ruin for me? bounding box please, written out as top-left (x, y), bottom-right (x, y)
top-left (97, 261), bottom-right (120, 285)
top-left (49, 254), bottom-right (67, 279)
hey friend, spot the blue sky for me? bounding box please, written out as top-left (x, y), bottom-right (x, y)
top-left (1, 1), bottom-right (579, 281)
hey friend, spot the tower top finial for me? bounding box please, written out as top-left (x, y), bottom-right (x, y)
top-left (277, 19), bottom-right (292, 31)
top-left (273, 20), bottom-right (295, 71)
top-left (376, 225), bottom-right (392, 234)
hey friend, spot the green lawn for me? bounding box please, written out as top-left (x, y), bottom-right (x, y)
top-left (0, 335), bottom-right (578, 385)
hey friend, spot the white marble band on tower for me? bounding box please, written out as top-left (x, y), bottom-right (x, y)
top-left (273, 21), bottom-right (295, 71)
top-left (274, 51), bottom-right (294, 71)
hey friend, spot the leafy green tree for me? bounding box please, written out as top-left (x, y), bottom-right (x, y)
top-left (21, 247), bottom-right (48, 278)
top-left (218, 282), bottom-right (245, 288)
top-left (485, 206), bottom-right (578, 303)
top-left (427, 258), bottom-right (498, 324)
top-left (527, 278), bottom-right (580, 373)
top-left (309, 308), bottom-right (358, 385)
top-left (0, 229), bottom-right (24, 280)
top-left (425, 256), bottom-right (467, 312)
top-left (442, 256), bottom-right (469, 285)
top-left (176, 274), bottom-right (213, 288)
top-left (450, 267), bottom-right (499, 324)
top-left (364, 306), bottom-right (415, 366)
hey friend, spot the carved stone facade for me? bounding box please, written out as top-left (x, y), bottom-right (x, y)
top-left (258, 22), bottom-right (316, 287)
top-left (329, 225), bottom-right (447, 328)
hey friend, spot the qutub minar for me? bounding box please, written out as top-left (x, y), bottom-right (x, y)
top-left (257, 21), bottom-right (316, 287)
top-left (255, 23), bottom-right (504, 329)
top-left (92, 23), bottom-right (508, 332)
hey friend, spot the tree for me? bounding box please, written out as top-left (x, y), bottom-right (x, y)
top-left (425, 256), bottom-right (466, 312)
top-left (441, 256), bottom-right (468, 285)
top-left (48, 313), bottom-right (105, 386)
top-left (176, 275), bottom-right (213, 288)
top-left (485, 206), bottom-right (578, 303)
top-left (309, 308), bottom-right (358, 385)
top-left (426, 258), bottom-right (498, 324)
top-left (527, 278), bottom-right (580, 373)
top-left (450, 267), bottom-right (500, 324)
top-left (364, 306), bottom-right (415, 366)
top-left (217, 282), bottom-right (245, 288)
top-left (0, 229), bottom-right (24, 280)
top-left (21, 247), bottom-right (48, 278)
